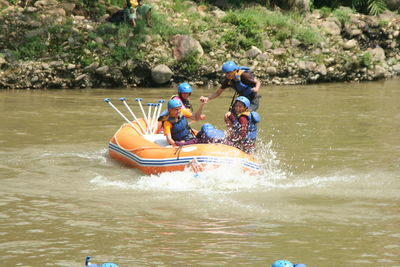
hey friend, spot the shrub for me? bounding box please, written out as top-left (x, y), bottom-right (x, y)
top-left (361, 52), bottom-right (372, 68)
top-left (15, 36), bottom-right (46, 59)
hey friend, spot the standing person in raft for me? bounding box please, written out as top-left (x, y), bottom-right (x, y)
top-left (225, 96), bottom-right (260, 153)
top-left (158, 99), bottom-right (207, 146)
top-left (200, 61), bottom-right (261, 112)
top-left (170, 82), bottom-right (193, 112)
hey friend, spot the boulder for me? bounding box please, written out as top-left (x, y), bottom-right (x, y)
top-left (34, 0), bottom-right (58, 8)
top-left (170, 34), bottom-right (204, 61)
top-left (245, 46), bottom-right (262, 59)
top-left (393, 64), bottom-right (400, 73)
top-left (370, 47), bottom-right (386, 62)
top-left (210, 9), bottom-right (226, 18)
top-left (343, 39), bottom-right (358, 50)
top-left (387, 0), bottom-right (400, 10)
top-left (95, 66), bottom-right (109, 75)
top-left (151, 64), bottom-right (173, 84)
top-left (0, 54), bottom-right (6, 68)
top-left (320, 21), bottom-right (341, 36)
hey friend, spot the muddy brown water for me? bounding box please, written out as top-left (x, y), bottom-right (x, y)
top-left (0, 79), bottom-right (399, 266)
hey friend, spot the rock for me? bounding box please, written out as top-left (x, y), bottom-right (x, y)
top-left (272, 48), bottom-right (286, 56)
top-left (84, 62), bottom-right (99, 72)
top-left (256, 53), bottom-right (269, 61)
top-left (210, 10), bottom-right (226, 19)
top-left (373, 65), bottom-right (386, 78)
top-left (60, 2), bottom-right (75, 14)
top-left (67, 64), bottom-right (76, 70)
top-left (387, 0), bottom-right (400, 10)
top-left (34, 0), bottom-right (58, 8)
top-left (320, 21), bottom-right (341, 35)
top-left (263, 40), bottom-right (273, 49)
top-left (343, 39), bottom-right (358, 50)
top-left (151, 64), bottom-right (173, 84)
top-left (95, 66), bottom-right (109, 75)
top-left (285, 0), bottom-right (310, 13)
top-left (95, 37), bottom-right (104, 44)
top-left (245, 46), bottom-right (262, 58)
top-left (50, 61), bottom-right (64, 68)
top-left (0, 54), bottom-right (6, 68)
top-left (370, 47), bottom-right (386, 62)
top-left (46, 8), bottom-right (67, 18)
top-left (75, 74), bottom-right (87, 81)
top-left (393, 64), bottom-right (400, 73)
top-left (31, 76), bottom-right (39, 83)
top-left (266, 66), bottom-right (277, 74)
top-left (25, 7), bottom-right (38, 13)
top-left (170, 34), bottom-right (204, 61)
top-left (316, 64), bottom-right (327, 75)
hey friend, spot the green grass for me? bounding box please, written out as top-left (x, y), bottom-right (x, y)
top-left (15, 36), bottom-right (46, 59)
top-left (221, 7), bottom-right (322, 49)
top-left (332, 7), bottom-right (353, 25)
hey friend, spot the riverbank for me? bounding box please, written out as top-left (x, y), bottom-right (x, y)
top-left (0, 0), bottom-right (400, 89)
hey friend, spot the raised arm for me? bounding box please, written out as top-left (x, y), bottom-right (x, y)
top-left (252, 78), bottom-right (261, 94)
top-left (200, 88), bottom-right (224, 103)
top-left (191, 102), bottom-right (206, 121)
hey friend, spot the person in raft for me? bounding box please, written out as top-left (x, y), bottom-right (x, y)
top-left (200, 61), bottom-right (261, 112)
top-left (272, 259), bottom-right (307, 267)
top-left (158, 98), bottom-right (206, 146)
top-left (170, 82), bottom-right (193, 112)
top-left (225, 96), bottom-right (260, 153)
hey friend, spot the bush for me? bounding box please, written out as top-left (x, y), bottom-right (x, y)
top-left (361, 52), bottom-right (372, 68)
top-left (15, 36), bottom-right (46, 59)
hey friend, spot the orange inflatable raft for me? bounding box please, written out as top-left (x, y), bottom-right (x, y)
top-left (108, 119), bottom-right (261, 175)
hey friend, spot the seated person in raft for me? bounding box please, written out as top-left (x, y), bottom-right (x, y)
top-left (224, 96), bottom-right (260, 153)
top-left (158, 98), bottom-right (207, 147)
top-left (170, 82), bottom-right (193, 112)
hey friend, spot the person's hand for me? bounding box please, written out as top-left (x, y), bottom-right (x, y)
top-left (199, 114), bottom-right (206, 120)
top-left (200, 96), bottom-right (208, 103)
top-left (225, 111), bottom-right (231, 119)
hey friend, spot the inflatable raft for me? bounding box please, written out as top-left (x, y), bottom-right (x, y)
top-left (108, 119), bottom-right (261, 175)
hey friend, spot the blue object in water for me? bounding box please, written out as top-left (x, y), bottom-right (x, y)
top-left (101, 263), bottom-right (119, 267)
top-left (85, 256), bottom-right (99, 267)
top-left (294, 264), bottom-right (307, 267)
top-left (272, 260), bottom-right (294, 267)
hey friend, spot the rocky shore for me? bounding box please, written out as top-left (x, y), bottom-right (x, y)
top-left (0, 0), bottom-right (399, 89)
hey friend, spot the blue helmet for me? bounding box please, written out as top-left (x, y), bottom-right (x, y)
top-left (272, 260), bottom-right (294, 267)
top-left (221, 61), bottom-right (237, 73)
top-left (235, 96), bottom-right (250, 108)
top-left (178, 82), bottom-right (192, 94)
top-left (168, 99), bottom-right (182, 109)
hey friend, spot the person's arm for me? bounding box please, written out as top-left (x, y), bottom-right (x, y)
top-left (200, 87), bottom-right (224, 103)
top-left (166, 133), bottom-right (176, 146)
top-left (163, 121), bottom-right (176, 146)
top-left (241, 72), bottom-right (261, 95)
top-left (192, 102), bottom-right (206, 121)
top-left (252, 78), bottom-right (261, 94)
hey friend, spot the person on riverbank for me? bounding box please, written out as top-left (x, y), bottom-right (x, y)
top-left (158, 99), bottom-right (206, 146)
top-left (200, 61), bottom-right (261, 112)
top-left (224, 96), bottom-right (260, 153)
top-left (120, 0), bottom-right (152, 28)
top-left (170, 82), bottom-right (193, 112)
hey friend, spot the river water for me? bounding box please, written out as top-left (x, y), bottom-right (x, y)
top-left (0, 79), bottom-right (399, 267)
